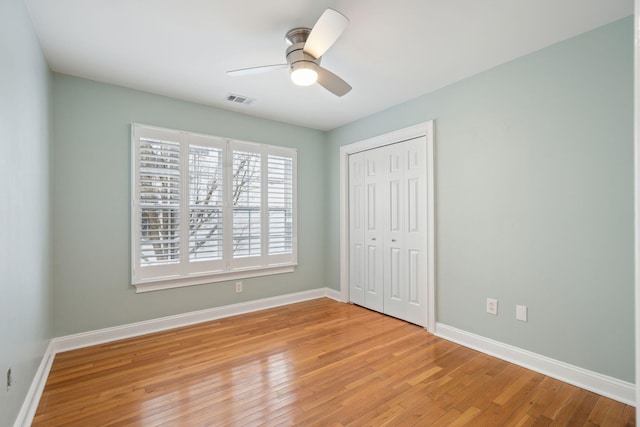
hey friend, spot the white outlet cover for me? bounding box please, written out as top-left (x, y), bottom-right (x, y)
top-left (516, 305), bottom-right (528, 322)
top-left (486, 298), bottom-right (498, 315)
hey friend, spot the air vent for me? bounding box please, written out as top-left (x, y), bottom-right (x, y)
top-left (225, 93), bottom-right (255, 105)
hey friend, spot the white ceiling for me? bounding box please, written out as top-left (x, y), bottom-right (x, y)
top-left (24, 0), bottom-right (633, 131)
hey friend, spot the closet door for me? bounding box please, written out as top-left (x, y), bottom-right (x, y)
top-left (382, 144), bottom-right (406, 321)
top-left (388, 137), bottom-right (428, 326)
top-left (349, 136), bottom-right (428, 326)
top-left (362, 148), bottom-right (384, 312)
top-left (348, 152), bottom-right (365, 306)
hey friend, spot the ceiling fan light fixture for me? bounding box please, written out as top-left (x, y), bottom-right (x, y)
top-left (291, 68), bottom-right (318, 86)
top-left (290, 61), bottom-right (318, 86)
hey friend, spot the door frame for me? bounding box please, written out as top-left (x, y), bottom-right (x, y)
top-left (634, 0), bottom-right (639, 418)
top-left (339, 120), bottom-right (436, 331)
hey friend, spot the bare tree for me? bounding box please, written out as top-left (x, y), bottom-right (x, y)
top-left (140, 145), bottom-right (260, 264)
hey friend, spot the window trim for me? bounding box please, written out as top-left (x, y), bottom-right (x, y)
top-left (131, 123), bottom-right (297, 293)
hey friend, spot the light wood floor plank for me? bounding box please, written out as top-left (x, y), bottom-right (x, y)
top-left (34, 298), bottom-right (635, 426)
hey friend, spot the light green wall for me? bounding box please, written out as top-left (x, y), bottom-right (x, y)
top-left (51, 74), bottom-right (326, 336)
top-left (0, 0), bottom-right (52, 424)
top-left (326, 17), bottom-right (634, 382)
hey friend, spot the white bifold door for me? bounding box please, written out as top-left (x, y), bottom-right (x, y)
top-left (349, 136), bottom-right (428, 326)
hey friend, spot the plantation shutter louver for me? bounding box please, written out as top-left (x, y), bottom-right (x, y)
top-left (232, 150), bottom-right (262, 258)
top-left (268, 155), bottom-right (293, 255)
top-left (189, 145), bottom-right (224, 261)
top-left (138, 138), bottom-right (181, 266)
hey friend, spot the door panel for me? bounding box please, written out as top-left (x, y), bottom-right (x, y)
top-left (389, 180), bottom-right (400, 232)
top-left (390, 247), bottom-right (401, 300)
top-left (407, 178), bottom-right (419, 232)
top-left (408, 249), bottom-right (419, 304)
top-left (367, 183), bottom-right (377, 231)
top-left (367, 245), bottom-right (380, 296)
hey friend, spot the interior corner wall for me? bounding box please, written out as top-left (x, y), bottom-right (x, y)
top-left (51, 74), bottom-right (326, 337)
top-left (325, 16), bottom-right (634, 382)
top-left (0, 0), bottom-right (52, 425)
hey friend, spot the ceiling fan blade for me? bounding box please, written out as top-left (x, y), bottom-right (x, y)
top-left (317, 67), bottom-right (351, 97)
top-left (227, 64), bottom-right (287, 76)
top-left (304, 9), bottom-right (349, 59)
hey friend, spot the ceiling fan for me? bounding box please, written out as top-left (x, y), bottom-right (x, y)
top-left (226, 9), bottom-right (352, 97)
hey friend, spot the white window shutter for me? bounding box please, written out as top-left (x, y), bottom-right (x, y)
top-left (232, 150), bottom-right (262, 258)
top-left (138, 137), bottom-right (181, 266)
top-left (267, 155), bottom-right (294, 255)
top-left (189, 144), bottom-right (224, 261)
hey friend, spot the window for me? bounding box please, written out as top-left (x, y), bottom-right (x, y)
top-left (131, 124), bottom-right (297, 292)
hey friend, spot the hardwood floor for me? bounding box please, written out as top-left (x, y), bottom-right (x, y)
top-left (34, 298), bottom-right (634, 426)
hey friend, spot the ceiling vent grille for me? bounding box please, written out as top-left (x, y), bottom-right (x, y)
top-left (225, 93), bottom-right (255, 105)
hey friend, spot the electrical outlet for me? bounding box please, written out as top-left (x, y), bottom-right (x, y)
top-left (235, 281), bottom-right (243, 293)
top-left (486, 298), bottom-right (498, 315)
top-left (516, 305), bottom-right (528, 322)
top-left (6, 368), bottom-right (12, 391)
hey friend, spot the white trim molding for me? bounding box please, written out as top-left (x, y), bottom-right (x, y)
top-left (133, 265), bottom-right (296, 293)
top-left (325, 287), bottom-right (345, 302)
top-left (12, 342), bottom-right (56, 427)
top-left (435, 323), bottom-right (635, 406)
top-left (339, 120), bottom-right (436, 331)
top-left (634, 0), bottom-right (640, 420)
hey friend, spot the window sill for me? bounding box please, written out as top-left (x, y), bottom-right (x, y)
top-left (132, 264), bottom-right (296, 293)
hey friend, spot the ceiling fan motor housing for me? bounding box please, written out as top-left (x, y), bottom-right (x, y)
top-left (285, 27), bottom-right (320, 85)
top-left (287, 42), bottom-right (320, 73)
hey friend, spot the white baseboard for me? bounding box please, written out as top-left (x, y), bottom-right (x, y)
top-left (13, 341), bottom-right (56, 427)
top-left (53, 288), bottom-right (333, 353)
top-left (325, 287), bottom-right (344, 302)
top-left (17, 287), bottom-right (337, 426)
top-left (435, 323), bottom-right (635, 406)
